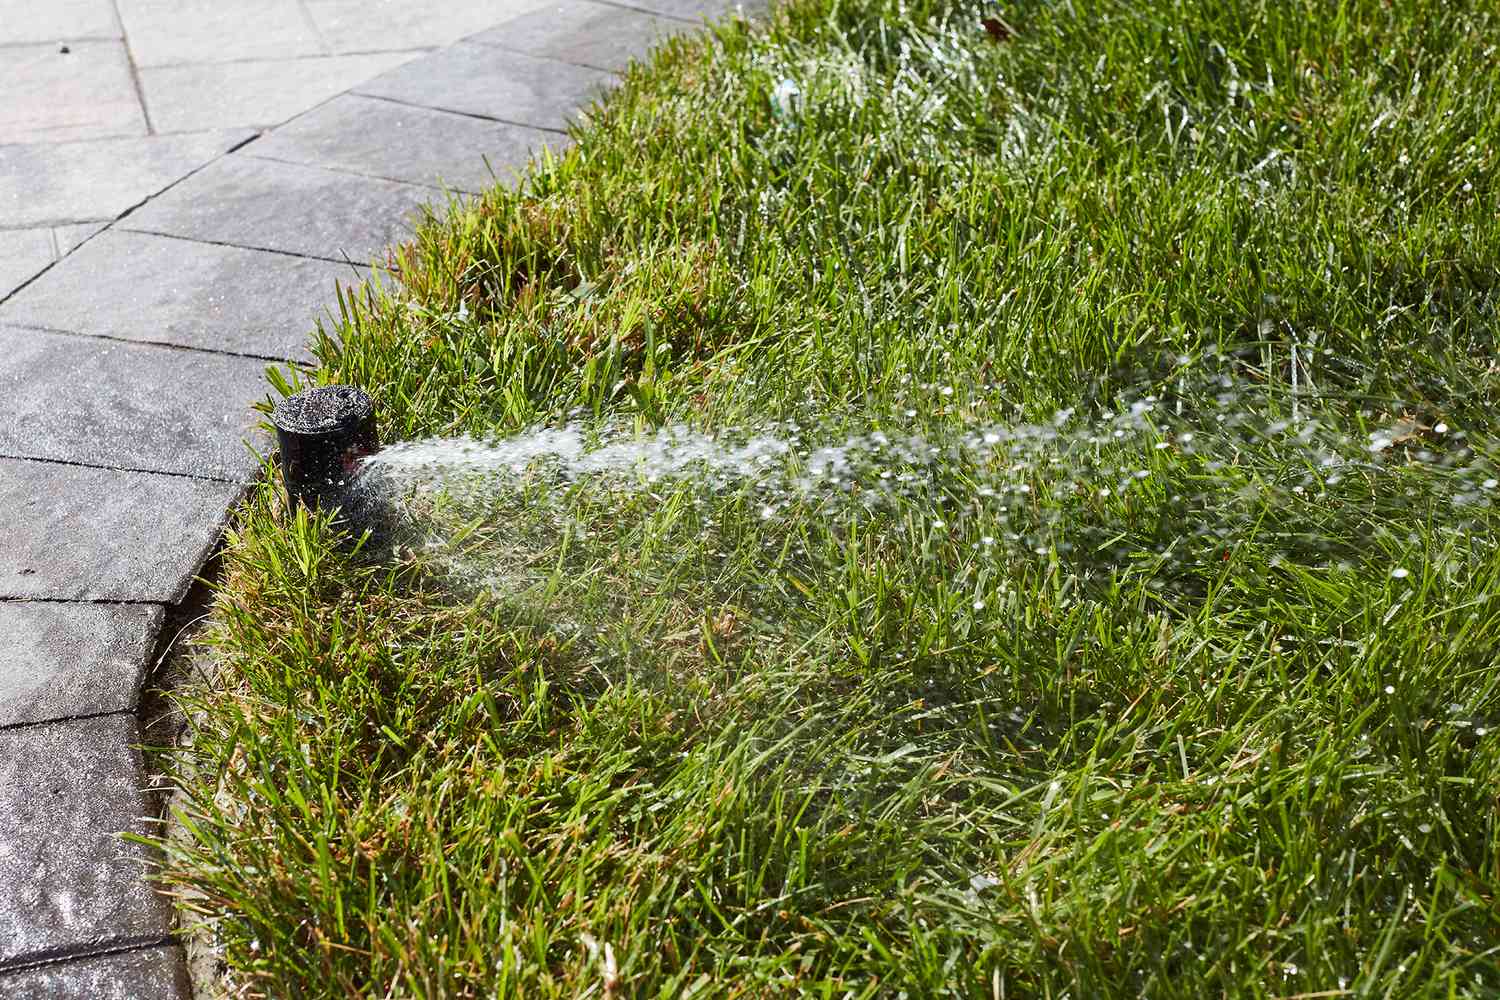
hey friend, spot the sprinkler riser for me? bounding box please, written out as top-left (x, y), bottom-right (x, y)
top-left (270, 385), bottom-right (379, 521)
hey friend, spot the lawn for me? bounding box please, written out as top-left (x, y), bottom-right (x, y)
top-left (161, 0), bottom-right (1500, 995)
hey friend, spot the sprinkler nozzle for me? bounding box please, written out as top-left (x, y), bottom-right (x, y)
top-left (270, 385), bottom-right (379, 520)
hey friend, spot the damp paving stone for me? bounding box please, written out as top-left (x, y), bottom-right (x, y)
top-left (0, 130), bottom-right (255, 230)
top-left (0, 603), bottom-right (163, 728)
top-left (0, 714), bottom-right (172, 969)
top-left (0, 945), bottom-right (188, 1000)
top-left (121, 154), bottom-right (437, 262)
top-left (0, 457), bottom-right (242, 603)
top-left (468, 0), bottom-right (685, 73)
top-left (0, 231), bottom-right (361, 360)
top-left (0, 327), bottom-right (272, 481)
top-left (355, 42), bottom-right (613, 131)
top-left (250, 93), bottom-right (569, 193)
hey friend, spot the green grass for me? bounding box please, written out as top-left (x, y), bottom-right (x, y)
top-left (161, 0), bottom-right (1500, 995)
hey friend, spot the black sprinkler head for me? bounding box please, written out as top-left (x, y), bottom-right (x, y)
top-left (270, 385), bottom-right (379, 519)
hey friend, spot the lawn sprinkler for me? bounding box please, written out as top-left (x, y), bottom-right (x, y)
top-left (270, 385), bottom-right (379, 523)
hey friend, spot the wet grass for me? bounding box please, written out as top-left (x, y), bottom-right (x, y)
top-left (161, 0), bottom-right (1500, 995)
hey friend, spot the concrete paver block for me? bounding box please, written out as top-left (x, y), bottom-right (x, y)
top-left (0, 42), bottom-right (144, 144)
top-left (123, 153), bottom-right (437, 261)
top-left (470, 0), bottom-right (684, 73)
top-left (306, 0), bottom-right (551, 53)
top-left (0, 230), bottom-right (359, 360)
top-left (140, 51), bottom-right (421, 133)
top-left (0, 0), bottom-right (121, 45)
top-left (0, 130), bottom-right (252, 229)
top-left (0, 457), bottom-right (243, 602)
top-left (0, 945), bottom-right (189, 1000)
top-left (356, 42), bottom-right (613, 131)
top-left (0, 327), bottom-right (272, 481)
top-left (253, 93), bottom-right (568, 193)
top-left (118, 0), bottom-right (323, 67)
top-left (0, 229), bottom-right (56, 300)
top-left (0, 603), bottom-right (163, 728)
top-left (0, 714), bottom-right (172, 968)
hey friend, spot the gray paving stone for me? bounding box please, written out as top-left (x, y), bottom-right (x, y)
top-left (470, 0), bottom-right (684, 73)
top-left (140, 51), bottom-right (421, 134)
top-left (124, 152), bottom-right (436, 261)
top-left (355, 42), bottom-right (613, 131)
top-left (0, 714), bottom-right (172, 968)
top-left (118, 0), bottom-right (324, 67)
top-left (0, 0), bottom-right (122, 45)
top-left (0, 327), bottom-right (272, 480)
top-left (1, 230), bottom-right (359, 359)
top-left (603, 0), bottom-right (764, 23)
top-left (0, 42), bottom-right (144, 144)
top-left (0, 603), bottom-right (163, 728)
top-left (252, 93), bottom-right (568, 192)
top-left (0, 130), bottom-right (252, 229)
top-left (0, 945), bottom-right (188, 1000)
top-left (306, 0), bottom-right (551, 53)
top-left (0, 229), bottom-right (55, 299)
top-left (0, 457), bottom-right (243, 602)
top-left (51, 222), bottom-right (107, 255)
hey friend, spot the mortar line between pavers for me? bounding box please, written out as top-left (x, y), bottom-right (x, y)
top-left (110, 0), bottom-right (155, 136)
top-left (0, 935), bottom-right (176, 978)
top-left (0, 319), bottom-right (314, 366)
top-left (0, 36), bottom-right (124, 51)
top-left (135, 45), bottom-right (435, 72)
top-left (0, 707), bottom-right (139, 735)
top-left (0, 257), bottom-right (64, 308)
top-left (294, 0), bottom-right (332, 54)
top-left (348, 91), bottom-right (575, 136)
top-left (460, 36), bottom-right (625, 76)
top-left (588, 0), bottom-right (714, 25)
top-left (113, 226), bottom-right (373, 269)
top-left (240, 151), bottom-right (483, 200)
top-left (0, 220), bottom-right (109, 232)
top-left (0, 596), bottom-right (171, 607)
top-left (0, 450), bottom-right (250, 485)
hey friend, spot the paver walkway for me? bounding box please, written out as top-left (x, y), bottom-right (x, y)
top-left (0, 0), bottom-right (747, 992)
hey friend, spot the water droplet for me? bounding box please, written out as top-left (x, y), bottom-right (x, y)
top-left (1390, 567), bottom-right (1410, 579)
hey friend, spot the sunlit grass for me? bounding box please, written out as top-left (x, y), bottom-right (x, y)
top-left (162, 0), bottom-right (1500, 995)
